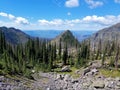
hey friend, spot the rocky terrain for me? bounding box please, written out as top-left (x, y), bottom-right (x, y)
top-left (1, 60), bottom-right (120, 90)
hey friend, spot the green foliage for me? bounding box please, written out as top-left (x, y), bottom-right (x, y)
top-left (109, 57), bottom-right (114, 67)
top-left (1, 29), bottom-right (120, 79)
top-left (62, 43), bottom-right (68, 65)
top-left (99, 69), bottom-right (120, 78)
top-left (0, 32), bottom-right (56, 77)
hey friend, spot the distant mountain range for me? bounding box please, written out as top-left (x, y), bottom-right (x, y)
top-left (0, 26), bottom-right (95, 45)
top-left (24, 30), bottom-right (95, 42)
top-left (2, 22), bottom-right (120, 47)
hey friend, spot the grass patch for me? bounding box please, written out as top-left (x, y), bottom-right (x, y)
top-left (99, 68), bottom-right (120, 78)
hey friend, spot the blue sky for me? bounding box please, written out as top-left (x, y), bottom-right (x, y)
top-left (0, 0), bottom-right (120, 31)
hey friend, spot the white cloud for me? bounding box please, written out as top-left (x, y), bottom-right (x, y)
top-left (0, 12), bottom-right (29, 25)
top-left (0, 12), bottom-right (7, 17)
top-left (8, 14), bottom-right (15, 20)
top-left (67, 12), bottom-right (71, 16)
top-left (37, 15), bottom-right (120, 30)
top-left (115, 0), bottom-right (120, 3)
top-left (85, 0), bottom-right (103, 9)
top-left (38, 19), bottom-right (65, 26)
top-left (15, 17), bottom-right (29, 24)
top-left (65, 0), bottom-right (79, 7)
top-left (82, 15), bottom-right (120, 26)
top-left (0, 12), bottom-right (120, 31)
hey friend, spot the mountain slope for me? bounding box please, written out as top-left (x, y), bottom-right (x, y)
top-left (89, 23), bottom-right (120, 46)
top-left (51, 30), bottom-right (79, 48)
top-left (0, 26), bottom-right (30, 45)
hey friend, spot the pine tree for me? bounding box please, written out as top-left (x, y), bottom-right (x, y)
top-left (115, 45), bottom-right (119, 70)
top-left (59, 38), bottom-right (62, 59)
top-left (62, 43), bottom-right (68, 65)
top-left (102, 47), bottom-right (106, 67)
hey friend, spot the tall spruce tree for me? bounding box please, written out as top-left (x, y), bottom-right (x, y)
top-left (62, 43), bottom-right (68, 65)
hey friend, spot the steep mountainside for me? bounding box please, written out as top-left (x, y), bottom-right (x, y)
top-left (89, 23), bottom-right (120, 46)
top-left (51, 30), bottom-right (79, 48)
top-left (0, 26), bottom-right (30, 45)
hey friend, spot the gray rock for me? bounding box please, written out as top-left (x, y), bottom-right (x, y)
top-left (56, 74), bottom-right (63, 80)
top-left (91, 68), bottom-right (98, 73)
top-left (83, 67), bottom-right (91, 75)
top-left (83, 82), bottom-right (91, 87)
top-left (63, 83), bottom-right (68, 89)
top-left (92, 80), bottom-right (105, 89)
top-left (116, 77), bottom-right (120, 81)
top-left (106, 81), bottom-right (115, 89)
top-left (116, 82), bottom-right (120, 87)
top-left (71, 79), bottom-right (78, 83)
top-left (64, 74), bottom-right (71, 82)
top-left (61, 66), bottom-right (71, 72)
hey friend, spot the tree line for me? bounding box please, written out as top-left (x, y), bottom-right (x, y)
top-left (0, 30), bottom-right (120, 78)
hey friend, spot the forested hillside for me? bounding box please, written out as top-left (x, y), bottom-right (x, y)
top-left (0, 27), bottom-right (30, 45)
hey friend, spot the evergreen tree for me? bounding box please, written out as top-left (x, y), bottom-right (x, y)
top-left (115, 45), bottom-right (119, 70)
top-left (58, 38), bottom-right (62, 59)
top-left (62, 43), bottom-right (68, 65)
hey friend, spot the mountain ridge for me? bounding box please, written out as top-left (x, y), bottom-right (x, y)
top-left (51, 30), bottom-right (79, 48)
top-left (89, 22), bottom-right (120, 47)
top-left (0, 26), bottom-right (30, 45)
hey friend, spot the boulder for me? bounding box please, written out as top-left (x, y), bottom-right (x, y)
top-left (106, 81), bottom-right (115, 89)
top-left (90, 68), bottom-right (99, 75)
top-left (56, 74), bottom-right (63, 80)
top-left (0, 76), bottom-right (4, 82)
top-left (83, 82), bottom-right (91, 87)
top-left (61, 66), bottom-right (71, 72)
top-left (116, 77), bottom-right (120, 81)
top-left (64, 74), bottom-right (71, 82)
top-left (83, 67), bottom-right (90, 75)
top-left (90, 60), bottom-right (102, 69)
top-left (71, 79), bottom-right (78, 83)
top-left (116, 82), bottom-right (120, 87)
top-left (92, 81), bottom-right (105, 89)
top-left (91, 68), bottom-right (98, 73)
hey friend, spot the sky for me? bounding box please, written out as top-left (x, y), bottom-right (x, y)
top-left (0, 0), bottom-right (120, 31)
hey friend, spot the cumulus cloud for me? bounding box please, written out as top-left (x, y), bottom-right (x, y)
top-left (0, 12), bottom-right (29, 25)
top-left (85, 0), bottom-right (103, 9)
top-left (0, 12), bottom-right (7, 17)
top-left (65, 0), bottom-right (79, 7)
top-left (38, 19), bottom-right (65, 26)
top-left (8, 14), bottom-right (15, 20)
top-left (15, 17), bottom-right (29, 24)
top-left (37, 15), bottom-right (120, 30)
top-left (67, 12), bottom-right (71, 16)
top-left (115, 0), bottom-right (120, 3)
top-left (1, 12), bottom-right (120, 30)
top-left (82, 15), bottom-right (120, 26)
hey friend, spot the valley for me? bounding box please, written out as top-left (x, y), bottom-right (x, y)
top-left (0, 0), bottom-right (120, 89)
top-left (24, 30), bottom-right (95, 42)
top-left (1, 23), bottom-right (120, 90)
